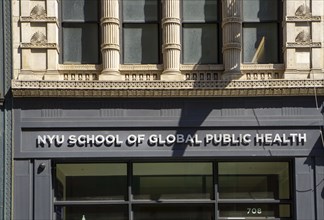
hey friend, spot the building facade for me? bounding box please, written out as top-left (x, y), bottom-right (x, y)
top-left (11, 0), bottom-right (324, 220)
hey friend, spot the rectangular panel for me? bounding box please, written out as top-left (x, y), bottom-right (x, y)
top-left (123, 0), bottom-right (158, 22)
top-left (123, 24), bottom-right (159, 64)
top-left (243, 23), bottom-right (278, 63)
top-left (63, 24), bottom-right (99, 64)
top-left (14, 160), bottom-right (33, 220)
top-left (34, 160), bottom-right (52, 220)
top-left (182, 24), bottom-right (218, 64)
top-left (62, 0), bottom-right (98, 22)
top-left (16, 129), bottom-right (319, 158)
top-left (182, 0), bottom-right (218, 22)
top-left (295, 157), bottom-right (315, 220)
top-left (315, 157), bottom-right (324, 220)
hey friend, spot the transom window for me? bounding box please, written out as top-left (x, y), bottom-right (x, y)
top-left (54, 161), bottom-right (292, 220)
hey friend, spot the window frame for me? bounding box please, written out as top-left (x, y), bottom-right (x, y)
top-left (181, 0), bottom-right (221, 65)
top-left (53, 160), bottom-right (294, 220)
top-left (242, 0), bottom-right (283, 64)
top-left (59, 0), bottom-right (101, 65)
top-left (120, 0), bottom-right (162, 65)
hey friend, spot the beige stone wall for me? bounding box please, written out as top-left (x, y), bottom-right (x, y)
top-left (12, 0), bottom-right (324, 85)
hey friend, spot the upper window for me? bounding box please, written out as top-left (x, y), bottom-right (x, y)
top-left (242, 0), bottom-right (281, 64)
top-left (182, 0), bottom-right (219, 64)
top-left (61, 0), bottom-right (100, 64)
top-left (122, 0), bottom-right (161, 64)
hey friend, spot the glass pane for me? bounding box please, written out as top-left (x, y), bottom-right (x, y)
top-left (63, 24), bottom-right (99, 64)
top-left (133, 162), bottom-right (213, 199)
top-left (183, 24), bottom-right (218, 64)
top-left (243, 0), bottom-right (278, 21)
top-left (55, 163), bottom-right (127, 200)
top-left (183, 0), bottom-right (217, 22)
top-left (62, 0), bottom-right (98, 22)
top-left (219, 162), bottom-right (290, 199)
top-left (219, 204), bottom-right (291, 218)
top-left (123, 0), bottom-right (158, 22)
top-left (123, 24), bottom-right (159, 64)
top-left (243, 23), bottom-right (279, 64)
top-left (55, 205), bottom-right (128, 220)
top-left (134, 204), bottom-right (214, 220)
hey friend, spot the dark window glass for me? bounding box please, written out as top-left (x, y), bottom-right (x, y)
top-left (134, 204), bottom-right (214, 220)
top-left (182, 0), bottom-right (219, 64)
top-left (55, 205), bottom-right (128, 220)
top-left (133, 162), bottom-right (213, 200)
top-left (123, 24), bottom-right (159, 64)
top-left (218, 162), bottom-right (290, 200)
top-left (55, 164), bottom-right (127, 201)
top-left (122, 0), bottom-right (160, 64)
top-left (183, 24), bottom-right (218, 64)
top-left (61, 0), bottom-right (99, 64)
top-left (242, 0), bottom-right (281, 63)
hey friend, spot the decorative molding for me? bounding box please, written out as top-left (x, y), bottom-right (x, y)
top-left (20, 31), bottom-right (58, 49)
top-left (100, 17), bottom-right (119, 25)
top-left (286, 16), bottom-right (321, 22)
top-left (295, 30), bottom-right (310, 43)
top-left (222, 17), bottom-right (242, 26)
top-left (286, 42), bottom-right (322, 48)
top-left (120, 64), bottom-right (163, 71)
top-left (11, 80), bottom-right (324, 97)
top-left (295, 4), bottom-right (310, 16)
top-left (20, 42), bottom-right (57, 49)
top-left (58, 64), bottom-right (101, 71)
top-left (241, 64), bottom-right (285, 70)
top-left (223, 43), bottom-right (241, 51)
top-left (20, 16), bottom-right (57, 23)
top-left (180, 64), bottom-right (224, 71)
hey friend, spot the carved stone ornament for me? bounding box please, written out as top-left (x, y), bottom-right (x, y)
top-left (30, 5), bottom-right (47, 19)
top-left (295, 4), bottom-right (311, 17)
top-left (295, 30), bottom-right (310, 43)
top-left (30, 31), bottom-right (47, 45)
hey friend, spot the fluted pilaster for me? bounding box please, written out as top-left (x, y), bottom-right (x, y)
top-left (222, 0), bottom-right (242, 80)
top-left (100, 0), bottom-right (121, 80)
top-left (161, 0), bottom-right (182, 80)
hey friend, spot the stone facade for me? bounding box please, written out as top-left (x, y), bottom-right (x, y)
top-left (11, 0), bottom-right (324, 97)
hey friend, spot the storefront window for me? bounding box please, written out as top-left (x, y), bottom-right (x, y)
top-left (55, 163), bottom-right (127, 200)
top-left (218, 162), bottom-right (290, 199)
top-left (134, 204), bottom-right (214, 220)
top-left (133, 162), bottom-right (213, 200)
top-left (218, 162), bottom-right (291, 219)
top-left (55, 205), bottom-right (128, 220)
top-left (54, 161), bottom-right (292, 220)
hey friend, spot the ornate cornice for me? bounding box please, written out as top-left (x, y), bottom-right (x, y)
top-left (11, 80), bottom-right (324, 98)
